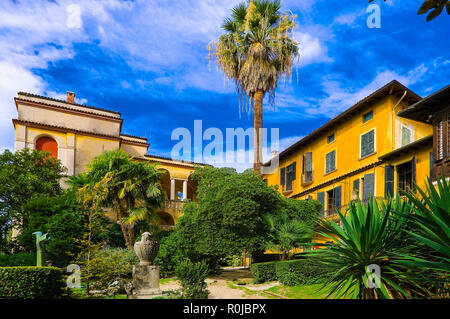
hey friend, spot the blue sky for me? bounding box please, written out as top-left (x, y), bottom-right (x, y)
top-left (0, 0), bottom-right (449, 171)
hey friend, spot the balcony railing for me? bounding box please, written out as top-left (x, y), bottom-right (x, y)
top-left (301, 171), bottom-right (313, 185)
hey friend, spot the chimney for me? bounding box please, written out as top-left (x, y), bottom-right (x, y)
top-left (67, 91), bottom-right (75, 104)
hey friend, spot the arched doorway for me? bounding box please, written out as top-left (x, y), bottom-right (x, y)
top-left (157, 211), bottom-right (175, 230)
top-left (35, 136), bottom-right (58, 159)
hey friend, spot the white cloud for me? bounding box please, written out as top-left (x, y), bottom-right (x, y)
top-left (305, 62), bottom-right (431, 117)
top-left (295, 32), bottom-right (332, 66)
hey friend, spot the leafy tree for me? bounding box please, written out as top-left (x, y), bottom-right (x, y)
top-left (263, 211), bottom-right (314, 260)
top-left (369, 0), bottom-right (449, 21)
top-left (70, 149), bottom-right (165, 249)
top-left (74, 174), bottom-right (109, 294)
top-left (18, 191), bottom-right (84, 267)
top-left (171, 166), bottom-right (321, 270)
top-left (0, 149), bottom-right (65, 240)
top-left (211, 0), bottom-right (299, 173)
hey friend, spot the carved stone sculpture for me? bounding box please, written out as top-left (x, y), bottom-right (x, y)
top-left (134, 232), bottom-right (160, 265)
top-left (130, 232), bottom-right (162, 299)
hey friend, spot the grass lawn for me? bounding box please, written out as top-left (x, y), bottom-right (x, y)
top-left (266, 283), bottom-right (343, 299)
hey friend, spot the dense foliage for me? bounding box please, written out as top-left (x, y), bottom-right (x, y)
top-left (70, 149), bottom-right (164, 249)
top-left (250, 257), bottom-right (328, 286)
top-left (17, 191), bottom-right (84, 267)
top-left (80, 247), bottom-right (138, 291)
top-left (263, 211), bottom-right (314, 260)
top-left (169, 166), bottom-right (320, 271)
top-left (250, 261), bottom-right (277, 284)
top-left (175, 259), bottom-right (210, 299)
top-left (0, 149), bottom-right (65, 251)
top-left (0, 252), bottom-right (35, 267)
top-left (0, 266), bottom-right (64, 299)
top-left (312, 178), bottom-right (450, 299)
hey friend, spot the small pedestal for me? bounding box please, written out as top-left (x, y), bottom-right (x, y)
top-left (129, 265), bottom-right (162, 299)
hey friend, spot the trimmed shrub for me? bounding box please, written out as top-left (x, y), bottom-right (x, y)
top-left (251, 257), bottom-right (330, 286)
top-left (250, 261), bottom-right (277, 284)
top-left (78, 247), bottom-right (138, 290)
top-left (175, 260), bottom-right (209, 299)
top-left (0, 266), bottom-right (64, 299)
top-left (0, 252), bottom-right (35, 267)
top-left (275, 258), bottom-right (330, 286)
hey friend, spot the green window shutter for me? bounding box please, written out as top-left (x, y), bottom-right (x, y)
top-left (280, 167), bottom-right (285, 185)
top-left (305, 152), bottom-right (312, 172)
top-left (317, 192), bottom-right (325, 215)
top-left (361, 134), bottom-right (367, 157)
top-left (385, 166), bottom-right (394, 198)
top-left (334, 186), bottom-right (341, 211)
top-left (430, 152), bottom-right (434, 179)
top-left (363, 173), bottom-right (374, 202)
top-left (368, 130), bottom-right (374, 153)
top-left (361, 130), bottom-right (374, 157)
top-left (292, 162), bottom-right (296, 180)
top-left (353, 179), bottom-right (360, 199)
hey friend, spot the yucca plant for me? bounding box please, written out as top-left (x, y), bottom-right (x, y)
top-left (311, 198), bottom-right (419, 299)
top-left (396, 177), bottom-right (450, 296)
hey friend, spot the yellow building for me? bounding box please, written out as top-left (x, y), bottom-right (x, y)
top-left (12, 91), bottom-right (207, 228)
top-left (262, 80), bottom-right (442, 246)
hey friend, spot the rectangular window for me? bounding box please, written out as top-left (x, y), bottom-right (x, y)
top-left (325, 150), bottom-right (336, 174)
top-left (317, 192), bottom-right (325, 216)
top-left (352, 179), bottom-right (360, 200)
top-left (397, 158), bottom-right (416, 194)
top-left (363, 173), bottom-right (374, 202)
top-left (432, 109), bottom-right (450, 179)
top-left (363, 110), bottom-right (373, 123)
top-left (280, 167), bottom-right (285, 186)
top-left (327, 133), bottom-right (335, 143)
top-left (326, 189), bottom-right (335, 216)
top-left (285, 162), bottom-right (296, 192)
top-left (361, 130), bottom-right (375, 158)
top-left (401, 126), bottom-right (412, 146)
top-left (334, 186), bottom-right (341, 211)
top-left (385, 166), bottom-right (394, 198)
top-left (302, 152), bottom-right (313, 184)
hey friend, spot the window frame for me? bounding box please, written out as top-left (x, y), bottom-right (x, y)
top-left (325, 149), bottom-right (337, 175)
top-left (360, 128), bottom-right (376, 159)
top-left (363, 110), bottom-right (374, 123)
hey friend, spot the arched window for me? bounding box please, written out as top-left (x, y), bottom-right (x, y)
top-left (36, 136), bottom-right (58, 159)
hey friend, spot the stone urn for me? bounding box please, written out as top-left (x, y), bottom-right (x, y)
top-left (134, 232), bottom-right (159, 266)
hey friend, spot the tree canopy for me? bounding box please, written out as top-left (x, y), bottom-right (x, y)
top-left (171, 166), bottom-right (321, 269)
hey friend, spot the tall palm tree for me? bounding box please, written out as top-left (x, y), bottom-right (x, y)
top-left (212, 0), bottom-right (299, 173)
top-left (70, 149), bottom-right (164, 249)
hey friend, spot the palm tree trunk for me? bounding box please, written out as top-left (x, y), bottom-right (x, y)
top-left (253, 90), bottom-right (264, 174)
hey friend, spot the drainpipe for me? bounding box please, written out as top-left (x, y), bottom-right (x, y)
top-left (391, 90), bottom-right (408, 150)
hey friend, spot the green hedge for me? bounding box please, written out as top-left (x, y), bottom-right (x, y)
top-left (251, 258), bottom-right (330, 286)
top-left (0, 252), bottom-right (35, 267)
top-left (250, 261), bottom-right (278, 283)
top-left (0, 267), bottom-right (64, 299)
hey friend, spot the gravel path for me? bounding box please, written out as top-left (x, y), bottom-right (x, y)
top-left (160, 268), bottom-right (273, 299)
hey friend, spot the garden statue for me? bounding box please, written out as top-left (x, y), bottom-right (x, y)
top-left (134, 232), bottom-right (159, 265)
top-left (129, 232), bottom-right (162, 299)
top-left (32, 231), bottom-right (49, 267)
